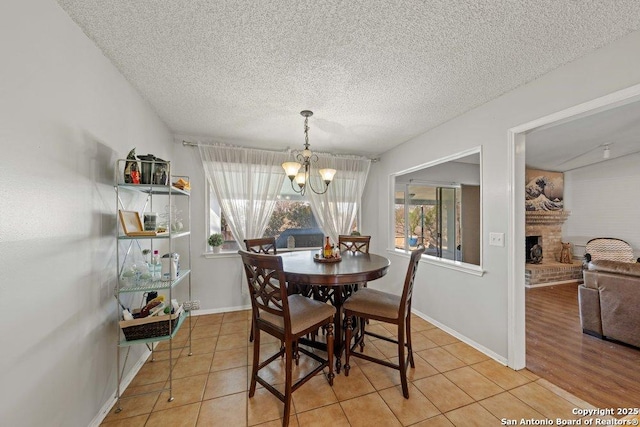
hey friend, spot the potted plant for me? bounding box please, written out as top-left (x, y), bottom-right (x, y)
top-left (208, 233), bottom-right (224, 253)
top-left (408, 207), bottom-right (421, 246)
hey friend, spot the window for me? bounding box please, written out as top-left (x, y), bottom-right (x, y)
top-left (395, 185), bottom-right (461, 260)
top-left (201, 144), bottom-right (368, 253)
top-left (392, 149), bottom-right (481, 267)
top-left (208, 180), bottom-right (341, 251)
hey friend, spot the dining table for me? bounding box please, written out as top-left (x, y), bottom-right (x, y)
top-left (279, 249), bottom-right (391, 373)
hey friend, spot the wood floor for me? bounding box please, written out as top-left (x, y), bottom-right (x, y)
top-left (526, 282), bottom-right (640, 410)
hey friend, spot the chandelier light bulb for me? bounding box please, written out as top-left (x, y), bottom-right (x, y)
top-left (319, 168), bottom-right (337, 183)
top-left (603, 145), bottom-right (610, 159)
top-left (282, 161), bottom-right (302, 178)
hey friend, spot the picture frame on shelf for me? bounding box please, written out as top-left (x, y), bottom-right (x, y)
top-left (119, 210), bottom-right (162, 236)
top-left (118, 210), bottom-right (168, 237)
top-left (119, 210), bottom-right (142, 234)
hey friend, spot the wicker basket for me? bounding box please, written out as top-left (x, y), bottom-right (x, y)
top-left (119, 306), bottom-right (183, 341)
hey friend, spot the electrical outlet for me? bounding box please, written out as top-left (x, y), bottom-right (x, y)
top-left (489, 232), bottom-right (505, 247)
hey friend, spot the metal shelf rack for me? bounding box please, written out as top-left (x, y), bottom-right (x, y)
top-left (113, 158), bottom-right (192, 413)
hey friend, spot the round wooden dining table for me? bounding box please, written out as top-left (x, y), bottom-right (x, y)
top-left (279, 250), bottom-right (390, 372)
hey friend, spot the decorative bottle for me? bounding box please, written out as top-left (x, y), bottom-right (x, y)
top-left (324, 236), bottom-right (332, 258)
top-left (151, 250), bottom-right (161, 280)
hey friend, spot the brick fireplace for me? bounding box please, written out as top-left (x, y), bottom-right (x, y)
top-left (525, 210), bottom-right (583, 287)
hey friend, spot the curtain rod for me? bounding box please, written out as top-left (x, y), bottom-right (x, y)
top-left (182, 139), bottom-right (291, 155)
top-left (182, 140), bottom-right (380, 162)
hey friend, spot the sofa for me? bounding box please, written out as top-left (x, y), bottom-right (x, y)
top-left (579, 260), bottom-right (640, 347)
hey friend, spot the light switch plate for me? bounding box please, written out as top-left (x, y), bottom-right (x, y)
top-left (489, 232), bottom-right (505, 247)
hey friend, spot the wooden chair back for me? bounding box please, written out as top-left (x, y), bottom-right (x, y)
top-left (239, 250), bottom-right (290, 331)
top-left (338, 235), bottom-right (371, 254)
top-left (244, 237), bottom-right (277, 255)
top-left (400, 246), bottom-right (426, 317)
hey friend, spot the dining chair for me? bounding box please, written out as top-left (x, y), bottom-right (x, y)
top-left (244, 237), bottom-right (277, 342)
top-left (239, 250), bottom-right (335, 426)
top-left (338, 234), bottom-right (371, 254)
top-left (244, 236), bottom-right (278, 254)
top-left (339, 235), bottom-right (371, 289)
top-left (338, 235), bottom-right (372, 327)
top-left (343, 246), bottom-right (426, 398)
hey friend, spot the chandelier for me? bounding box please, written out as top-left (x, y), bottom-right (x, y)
top-left (282, 110), bottom-right (336, 195)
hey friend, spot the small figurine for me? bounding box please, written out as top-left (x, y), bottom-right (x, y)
top-left (559, 242), bottom-right (572, 264)
top-left (130, 162), bottom-right (140, 184)
top-left (530, 244), bottom-right (543, 264)
top-left (124, 147), bottom-right (138, 183)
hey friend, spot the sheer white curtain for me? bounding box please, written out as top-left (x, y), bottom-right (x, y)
top-left (198, 143), bottom-right (288, 244)
top-left (307, 154), bottom-right (371, 244)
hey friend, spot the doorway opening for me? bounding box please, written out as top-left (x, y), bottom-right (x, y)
top-left (508, 83), bottom-right (640, 370)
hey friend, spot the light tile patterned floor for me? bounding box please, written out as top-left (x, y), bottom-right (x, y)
top-left (102, 310), bottom-right (611, 426)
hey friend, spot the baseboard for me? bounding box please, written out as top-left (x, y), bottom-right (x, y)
top-left (88, 347), bottom-right (152, 427)
top-left (411, 308), bottom-right (508, 366)
top-left (190, 304), bottom-right (251, 316)
top-left (582, 329), bottom-right (603, 339)
top-left (526, 279), bottom-right (583, 288)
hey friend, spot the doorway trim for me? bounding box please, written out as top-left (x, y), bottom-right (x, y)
top-left (507, 83), bottom-right (640, 369)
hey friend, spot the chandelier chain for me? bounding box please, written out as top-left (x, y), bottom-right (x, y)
top-left (304, 115), bottom-right (309, 149)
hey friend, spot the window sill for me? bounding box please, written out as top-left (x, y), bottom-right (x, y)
top-left (279, 247), bottom-right (322, 253)
top-left (389, 248), bottom-right (484, 276)
top-left (203, 251), bottom-right (238, 259)
top-left (203, 246), bottom-right (322, 259)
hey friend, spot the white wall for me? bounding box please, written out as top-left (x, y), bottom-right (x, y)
top-left (169, 143), bottom-right (250, 312)
top-left (363, 30), bottom-right (640, 363)
top-left (564, 152), bottom-right (640, 257)
top-left (0, 0), bottom-right (177, 425)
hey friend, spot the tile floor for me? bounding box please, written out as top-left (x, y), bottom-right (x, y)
top-left (102, 310), bottom-right (615, 426)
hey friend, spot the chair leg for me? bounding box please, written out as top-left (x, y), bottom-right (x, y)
top-left (283, 340), bottom-right (293, 426)
top-left (249, 318), bottom-right (254, 342)
top-left (359, 316), bottom-right (366, 351)
top-left (361, 282), bottom-right (370, 325)
top-left (249, 325), bottom-right (260, 397)
top-left (406, 314), bottom-right (415, 368)
top-left (280, 340), bottom-right (299, 365)
top-left (397, 325), bottom-right (409, 399)
top-left (344, 315), bottom-right (352, 376)
top-left (326, 322), bottom-right (335, 386)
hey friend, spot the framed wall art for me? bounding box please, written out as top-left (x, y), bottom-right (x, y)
top-left (525, 168), bottom-right (564, 211)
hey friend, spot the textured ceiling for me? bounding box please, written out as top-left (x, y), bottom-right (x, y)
top-left (55, 0), bottom-right (640, 157)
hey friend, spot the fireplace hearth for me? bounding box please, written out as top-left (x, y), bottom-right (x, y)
top-left (525, 261), bottom-right (583, 287)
